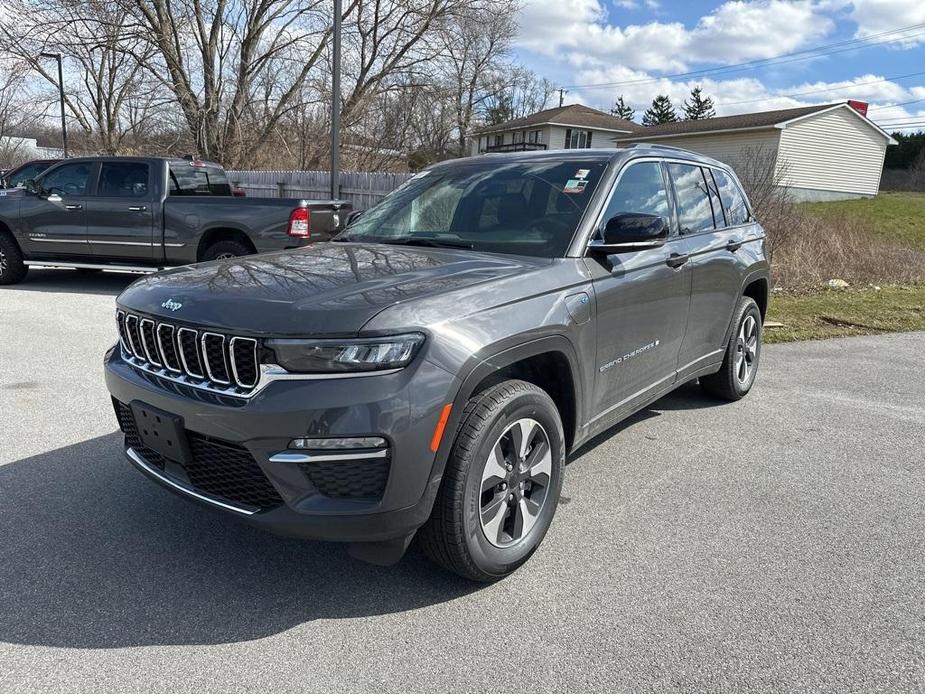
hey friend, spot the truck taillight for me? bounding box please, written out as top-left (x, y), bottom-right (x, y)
top-left (288, 208), bottom-right (311, 238)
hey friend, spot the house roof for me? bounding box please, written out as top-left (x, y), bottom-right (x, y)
top-left (472, 104), bottom-right (640, 136)
top-left (616, 102), bottom-right (896, 143)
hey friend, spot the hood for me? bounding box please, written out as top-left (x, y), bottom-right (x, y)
top-left (117, 242), bottom-right (545, 336)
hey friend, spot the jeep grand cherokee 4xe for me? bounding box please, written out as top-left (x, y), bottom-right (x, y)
top-left (104, 146), bottom-right (769, 581)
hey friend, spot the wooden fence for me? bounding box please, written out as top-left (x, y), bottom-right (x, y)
top-left (226, 170), bottom-right (413, 209)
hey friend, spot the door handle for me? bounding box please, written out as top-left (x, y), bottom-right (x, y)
top-left (666, 253), bottom-right (689, 268)
top-left (726, 239), bottom-right (743, 252)
top-left (128, 206), bottom-right (148, 212)
top-left (64, 204), bottom-right (83, 211)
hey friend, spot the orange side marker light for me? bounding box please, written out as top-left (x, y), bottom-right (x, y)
top-left (430, 403), bottom-right (453, 452)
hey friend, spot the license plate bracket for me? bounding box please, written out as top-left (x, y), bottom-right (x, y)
top-left (129, 401), bottom-right (192, 463)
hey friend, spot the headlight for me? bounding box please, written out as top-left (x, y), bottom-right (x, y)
top-left (266, 333), bottom-right (425, 373)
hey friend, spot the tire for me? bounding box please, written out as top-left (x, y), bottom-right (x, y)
top-left (700, 296), bottom-right (762, 401)
top-left (200, 239), bottom-right (251, 262)
top-left (0, 232), bottom-right (28, 285)
top-left (419, 379), bottom-right (565, 582)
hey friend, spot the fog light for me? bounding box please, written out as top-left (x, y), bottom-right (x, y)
top-left (289, 436), bottom-right (387, 450)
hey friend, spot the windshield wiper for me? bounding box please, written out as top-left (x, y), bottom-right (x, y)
top-left (381, 238), bottom-right (473, 250)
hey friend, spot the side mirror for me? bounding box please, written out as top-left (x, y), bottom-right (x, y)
top-left (589, 213), bottom-right (669, 251)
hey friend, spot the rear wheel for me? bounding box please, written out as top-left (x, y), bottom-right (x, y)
top-left (0, 233), bottom-right (28, 285)
top-left (701, 296), bottom-right (762, 401)
top-left (200, 239), bottom-right (251, 262)
top-left (419, 380), bottom-right (565, 582)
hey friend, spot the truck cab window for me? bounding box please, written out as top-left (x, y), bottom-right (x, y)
top-left (98, 162), bottom-right (150, 198)
top-left (40, 163), bottom-right (91, 197)
top-left (668, 163), bottom-right (715, 234)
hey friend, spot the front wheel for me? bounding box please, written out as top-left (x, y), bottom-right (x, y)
top-left (700, 295), bottom-right (762, 401)
top-left (0, 233), bottom-right (28, 285)
top-left (419, 380), bottom-right (565, 582)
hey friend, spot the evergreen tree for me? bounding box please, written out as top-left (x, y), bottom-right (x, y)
top-left (610, 95), bottom-right (635, 121)
top-left (642, 95), bottom-right (678, 126)
top-left (683, 86), bottom-right (716, 120)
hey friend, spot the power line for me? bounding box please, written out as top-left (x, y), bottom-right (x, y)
top-left (714, 70), bottom-right (925, 107)
top-left (562, 21), bottom-right (925, 91)
top-left (869, 97), bottom-right (925, 112)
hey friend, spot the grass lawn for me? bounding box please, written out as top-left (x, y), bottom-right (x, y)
top-left (802, 191), bottom-right (925, 252)
top-left (766, 285), bottom-right (925, 343)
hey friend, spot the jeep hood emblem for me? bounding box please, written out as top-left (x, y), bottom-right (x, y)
top-left (161, 299), bottom-right (183, 312)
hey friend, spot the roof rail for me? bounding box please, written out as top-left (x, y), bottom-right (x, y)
top-left (623, 143), bottom-right (693, 154)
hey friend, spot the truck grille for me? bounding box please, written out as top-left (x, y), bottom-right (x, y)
top-left (117, 310), bottom-right (259, 395)
top-left (114, 399), bottom-right (283, 511)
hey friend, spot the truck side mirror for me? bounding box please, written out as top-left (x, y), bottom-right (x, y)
top-left (589, 213), bottom-right (669, 252)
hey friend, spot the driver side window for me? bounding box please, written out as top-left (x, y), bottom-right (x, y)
top-left (41, 163), bottom-right (91, 197)
top-left (600, 162), bottom-right (670, 231)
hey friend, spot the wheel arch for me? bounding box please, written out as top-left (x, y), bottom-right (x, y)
top-left (444, 336), bottom-right (583, 455)
top-left (196, 226), bottom-right (257, 261)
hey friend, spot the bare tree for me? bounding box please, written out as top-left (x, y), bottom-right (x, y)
top-left (479, 66), bottom-right (555, 126)
top-left (0, 0), bottom-right (167, 154)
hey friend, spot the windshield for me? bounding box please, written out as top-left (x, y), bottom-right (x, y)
top-left (336, 159), bottom-right (607, 258)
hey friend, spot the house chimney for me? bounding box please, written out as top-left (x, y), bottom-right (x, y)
top-left (847, 100), bottom-right (869, 116)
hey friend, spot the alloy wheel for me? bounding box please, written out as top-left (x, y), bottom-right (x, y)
top-left (479, 418), bottom-right (552, 548)
top-left (735, 314), bottom-right (759, 385)
top-left (0, 247), bottom-right (6, 275)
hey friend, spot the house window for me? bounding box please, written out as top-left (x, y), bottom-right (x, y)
top-left (528, 130), bottom-right (542, 144)
top-left (493, 134), bottom-right (503, 148)
top-left (564, 129), bottom-right (593, 149)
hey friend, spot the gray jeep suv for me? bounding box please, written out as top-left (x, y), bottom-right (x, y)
top-left (104, 146), bottom-right (769, 581)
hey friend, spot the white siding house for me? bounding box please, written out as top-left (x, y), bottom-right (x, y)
top-left (616, 103), bottom-right (896, 201)
top-left (470, 104), bottom-right (637, 156)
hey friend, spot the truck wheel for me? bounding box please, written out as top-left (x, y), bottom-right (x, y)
top-left (201, 239), bottom-right (251, 262)
top-left (0, 232), bottom-right (28, 285)
top-left (700, 296), bottom-right (762, 401)
top-left (419, 380), bottom-right (565, 582)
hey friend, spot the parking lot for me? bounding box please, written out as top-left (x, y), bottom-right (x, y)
top-left (2, 270), bottom-right (924, 693)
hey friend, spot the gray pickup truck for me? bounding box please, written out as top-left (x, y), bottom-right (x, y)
top-left (105, 145), bottom-right (769, 581)
top-left (0, 156), bottom-right (350, 284)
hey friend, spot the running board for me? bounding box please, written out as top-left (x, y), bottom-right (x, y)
top-left (24, 260), bottom-right (161, 273)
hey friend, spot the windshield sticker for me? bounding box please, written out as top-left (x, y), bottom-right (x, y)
top-left (574, 169), bottom-right (590, 179)
top-left (563, 179), bottom-right (588, 194)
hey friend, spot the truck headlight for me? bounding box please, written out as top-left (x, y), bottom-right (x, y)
top-left (266, 333), bottom-right (425, 373)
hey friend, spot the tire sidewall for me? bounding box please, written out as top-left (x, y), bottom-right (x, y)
top-left (459, 389), bottom-right (565, 577)
top-left (731, 299), bottom-right (762, 396)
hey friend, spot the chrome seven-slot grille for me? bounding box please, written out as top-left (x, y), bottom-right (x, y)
top-left (117, 310), bottom-right (259, 394)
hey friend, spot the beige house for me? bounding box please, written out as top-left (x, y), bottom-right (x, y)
top-left (469, 104), bottom-right (637, 156)
top-left (472, 101), bottom-right (895, 201)
top-left (615, 102), bottom-right (897, 201)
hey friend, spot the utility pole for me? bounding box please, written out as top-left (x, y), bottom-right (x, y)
top-left (558, 89), bottom-right (567, 108)
top-left (330, 0), bottom-right (342, 200)
top-left (40, 52), bottom-right (68, 158)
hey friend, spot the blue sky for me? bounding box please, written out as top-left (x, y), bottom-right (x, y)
top-left (512, 0), bottom-right (925, 130)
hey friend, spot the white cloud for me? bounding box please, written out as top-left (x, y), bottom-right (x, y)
top-left (850, 0), bottom-right (925, 46)
top-left (516, 0), bottom-right (835, 71)
top-left (568, 63), bottom-right (925, 130)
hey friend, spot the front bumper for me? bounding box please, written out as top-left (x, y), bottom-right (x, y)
top-left (104, 345), bottom-right (459, 543)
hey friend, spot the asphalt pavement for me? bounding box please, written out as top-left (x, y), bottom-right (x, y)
top-left (1, 269), bottom-right (924, 693)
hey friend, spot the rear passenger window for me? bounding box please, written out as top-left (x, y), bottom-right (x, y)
top-left (98, 162), bottom-right (150, 198)
top-left (712, 168), bottom-right (751, 226)
top-left (667, 163), bottom-right (715, 234)
top-left (704, 169), bottom-right (726, 228)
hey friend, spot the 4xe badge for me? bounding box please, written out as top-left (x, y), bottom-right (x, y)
top-left (161, 299), bottom-right (183, 312)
